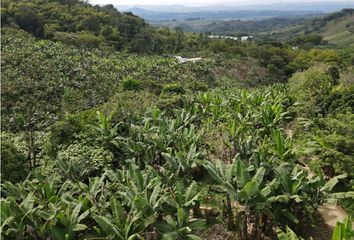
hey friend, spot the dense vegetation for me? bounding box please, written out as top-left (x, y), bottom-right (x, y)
top-left (1, 0), bottom-right (206, 53)
top-left (1, 0), bottom-right (353, 239)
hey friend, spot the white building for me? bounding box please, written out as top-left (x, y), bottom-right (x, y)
top-left (175, 56), bottom-right (203, 64)
top-left (241, 36), bottom-right (254, 42)
top-left (208, 35), bottom-right (238, 41)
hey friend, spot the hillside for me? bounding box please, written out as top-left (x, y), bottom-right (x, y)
top-left (320, 11), bottom-right (354, 47)
top-left (1, 1), bottom-right (354, 240)
top-left (154, 16), bottom-right (317, 35)
top-left (269, 8), bottom-right (354, 47)
top-left (0, 0), bottom-right (194, 54)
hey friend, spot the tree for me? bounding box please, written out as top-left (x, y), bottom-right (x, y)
top-left (14, 4), bottom-right (44, 37)
top-left (1, 137), bottom-right (29, 183)
top-left (174, 27), bottom-right (185, 53)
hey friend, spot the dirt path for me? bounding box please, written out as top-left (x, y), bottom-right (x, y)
top-left (285, 127), bottom-right (351, 240)
top-left (318, 204), bottom-right (348, 229)
top-left (300, 167), bottom-right (348, 239)
top-left (301, 204), bottom-right (350, 240)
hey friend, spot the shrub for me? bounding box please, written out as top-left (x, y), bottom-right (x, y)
top-left (289, 66), bottom-right (333, 117)
top-left (162, 83), bottom-right (185, 94)
top-left (44, 110), bottom-right (97, 158)
top-left (157, 94), bottom-right (184, 112)
top-left (326, 66), bottom-right (340, 85)
top-left (188, 80), bottom-right (209, 92)
top-left (324, 86), bottom-right (354, 115)
top-left (54, 31), bottom-right (105, 48)
top-left (56, 143), bottom-right (113, 180)
top-left (1, 138), bottom-right (29, 183)
top-left (122, 77), bottom-right (141, 91)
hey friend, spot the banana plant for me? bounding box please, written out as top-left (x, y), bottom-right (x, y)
top-left (92, 197), bottom-right (149, 240)
top-left (49, 202), bottom-right (90, 240)
top-left (270, 130), bottom-right (295, 163)
top-left (155, 208), bottom-right (206, 240)
top-left (1, 176), bottom-right (91, 240)
top-left (117, 164), bottom-right (165, 212)
top-left (203, 157), bottom-right (324, 238)
top-left (161, 143), bottom-right (204, 179)
top-left (1, 194), bottom-right (37, 239)
top-left (164, 181), bottom-right (205, 211)
top-left (331, 216), bottom-right (353, 240)
top-left (259, 103), bottom-right (287, 135)
top-left (276, 226), bottom-right (304, 240)
top-left (203, 158), bottom-right (265, 235)
top-left (95, 111), bottom-right (122, 145)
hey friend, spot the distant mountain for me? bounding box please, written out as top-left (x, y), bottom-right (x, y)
top-left (117, 2), bottom-right (354, 13)
top-left (117, 4), bottom-right (219, 13)
top-left (120, 8), bottom-right (321, 22)
top-left (116, 1), bottom-right (354, 21)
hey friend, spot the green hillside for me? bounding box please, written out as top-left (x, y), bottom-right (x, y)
top-left (321, 14), bottom-right (354, 47)
top-left (0, 0), bottom-right (207, 54)
top-left (269, 8), bottom-right (354, 47)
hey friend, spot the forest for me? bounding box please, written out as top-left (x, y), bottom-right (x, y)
top-left (1, 0), bottom-right (354, 239)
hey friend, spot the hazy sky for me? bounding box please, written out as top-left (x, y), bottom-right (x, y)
top-left (89, 0), bottom-right (350, 6)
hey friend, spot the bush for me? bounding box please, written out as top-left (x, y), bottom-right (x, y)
top-left (157, 94), bottom-right (184, 112)
top-left (56, 143), bottom-right (113, 181)
top-left (188, 81), bottom-right (208, 92)
top-left (326, 66), bottom-right (340, 85)
top-left (289, 66), bottom-right (333, 117)
top-left (1, 138), bottom-right (29, 183)
top-left (122, 77), bottom-right (141, 91)
top-left (162, 83), bottom-right (185, 94)
top-left (324, 86), bottom-right (354, 115)
top-left (1, 27), bottom-right (32, 39)
top-left (54, 31), bottom-right (105, 48)
top-left (44, 110), bottom-right (97, 158)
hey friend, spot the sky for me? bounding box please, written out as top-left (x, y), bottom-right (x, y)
top-left (89, 0), bottom-right (350, 6)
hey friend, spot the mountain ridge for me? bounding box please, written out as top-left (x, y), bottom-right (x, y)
top-left (117, 1), bottom-right (354, 14)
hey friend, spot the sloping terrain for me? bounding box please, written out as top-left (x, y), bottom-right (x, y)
top-left (321, 14), bottom-right (354, 46)
top-left (269, 8), bottom-right (354, 46)
top-left (154, 16), bottom-right (316, 35)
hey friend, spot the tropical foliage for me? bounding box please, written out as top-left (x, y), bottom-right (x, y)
top-left (1, 1), bottom-right (353, 239)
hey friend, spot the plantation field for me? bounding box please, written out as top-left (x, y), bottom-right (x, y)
top-left (1, 0), bottom-right (354, 239)
top-left (2, 84), bottom-right (351, 239)
top-left (1, 41), bottom-right (353, 239)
